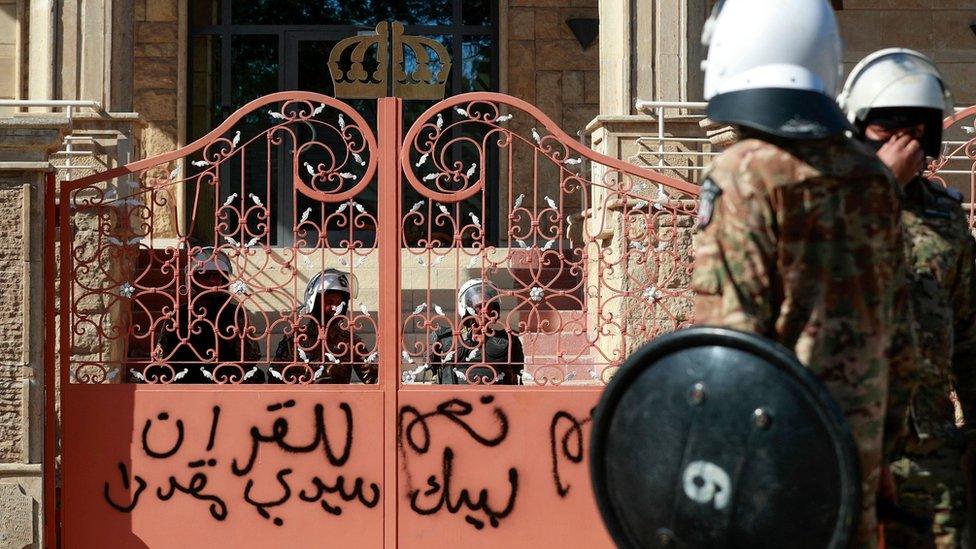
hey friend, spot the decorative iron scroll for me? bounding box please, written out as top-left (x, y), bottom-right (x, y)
top-left (398, 92), bottom-right (700, 386)
top-left (62, 92), bottom-right (380, 385)
top-left (929, 106), bottom-right (976, 227)
top-left (59, 91), bottom-right (701, 387)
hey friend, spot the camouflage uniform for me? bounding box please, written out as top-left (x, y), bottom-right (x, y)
top-left (430, 325), bottom-right (525, 385)
top-left (885, 176), bottom-right (976, 549)
top-left (141, 292), bottom-right (265, 384)
top-left (273, 319), bottom-right (377, 384)
top-left (692, 135), bottom-right (919, 547)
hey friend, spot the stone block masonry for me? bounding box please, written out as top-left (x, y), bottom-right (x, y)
top-left (507, 0), bottom-right (600, 140)
top-left (133, 0), bottom-right (181, 238)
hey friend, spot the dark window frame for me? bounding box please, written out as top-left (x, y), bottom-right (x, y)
top-left (186, 1), bottom-right (500, 246)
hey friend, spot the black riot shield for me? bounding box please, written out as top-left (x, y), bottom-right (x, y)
top-left (589, 327), bottom-right (860, 549)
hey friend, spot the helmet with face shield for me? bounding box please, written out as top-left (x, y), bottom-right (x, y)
top-left (457, 278), bottom-right (501, 320)
top-left (303, 268), bottom-right (358, 315)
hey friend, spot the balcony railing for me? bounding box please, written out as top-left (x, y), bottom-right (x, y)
top-left (0, 99), bottom-right (139, 180)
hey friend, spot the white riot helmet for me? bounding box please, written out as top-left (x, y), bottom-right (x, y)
top-left (304, 268), bottom-right (358, 314)
top-left (838, 48), bottom-right (952, 156)
top-left (457, 278), bottom-right (500, 318)
top-left (702, 0), bottom-right (850, 139)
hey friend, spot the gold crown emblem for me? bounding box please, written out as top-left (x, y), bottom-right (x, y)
top-left (328, 21), bottom-right (452, 100)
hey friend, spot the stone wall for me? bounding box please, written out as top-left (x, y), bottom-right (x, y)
top-left (134, 0), bottom-right (179, 159)
top-left (0, 175), bottom-right (44, 548)
top-left (507, 0), bottom-right (600, 138)
top-left (837, 2), bottom-right (976, 105)
top-left (504, 0), bottom-right (600, 228)
top-left (0, 180), bottom-right (30, 463)
top-left (598, 0), bottom-right (711, 115)
top-left (133, 0), bottom-right (182, 238)
top-left (0, 121), bottom-right (64, 549)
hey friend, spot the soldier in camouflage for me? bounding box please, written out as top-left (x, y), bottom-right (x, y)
top-left (430, 278), bottom-right (524, 385)
top-left (692, 2), bottom-right (918, 545)
top-left (840, 48), bottom-right (975, 548)
top-left (139, 247), bottom-right (265, 384)
top-left (272, 269), bottom-right (377, 384)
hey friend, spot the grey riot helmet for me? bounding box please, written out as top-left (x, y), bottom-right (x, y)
top-left (191, 247), bottom-right (233, 275)
top-left (701, 0), bottom-right (851, 139)
top-left (838, 48), bottom-right (952, 157)
top-left (190, 247), bottom-right (233, 288)
top-left (304, 268), bottom-right (358, 314)
top-left (457, 278), bottom-right (500, 318)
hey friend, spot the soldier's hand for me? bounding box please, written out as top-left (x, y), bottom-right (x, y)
top-left (877, 134), bottom-right (924, 185)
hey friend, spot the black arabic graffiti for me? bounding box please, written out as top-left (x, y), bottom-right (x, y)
top-left (398, 395), bottom-right (518, 530)
top-left (243, 467), bottom-right (292, 526)
top-left (102, 402), bottom-right (379, 525)
top-left (298, 473), bottom-right (381, 515)
top-left (157, 462), bottom-right (229, 520)
top-left (231, 401), bottom-right (353, 476)
top-left (104, 462), bottom-right (147, 513)
top-left (410, 446), bottom-right (518, 530)
top-left (549, 409), bottom-right (593, 498)
top-left (142, 412), bottom-right (184, 459)
top-left (399, 396), bottom-right (509, 456)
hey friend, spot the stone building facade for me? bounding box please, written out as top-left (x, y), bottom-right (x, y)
top-left (0, 0), bottom-right (973, 546)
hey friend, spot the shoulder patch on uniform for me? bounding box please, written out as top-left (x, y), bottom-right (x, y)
top-left (696, 177), bottom-right (722, 230)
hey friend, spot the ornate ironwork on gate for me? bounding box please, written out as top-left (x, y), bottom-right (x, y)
top-left (54, 91), bottom-right (698, 389)
top-left (46, 90), bottom-right (699, 547)
top-left (930, 107), bottom-right (976, 227)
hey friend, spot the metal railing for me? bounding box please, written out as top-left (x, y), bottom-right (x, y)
top-left (632, 99), bottom-right (717, 181)
top-left (55, 91), bottom-right (699, 387)
top-left (929, 105), bottom-right (976, 226)
top-left (933, 108), bottom-right (974, 176)
top-left (632, 101), bottom-right (976, 183)
top-left (0, 99), bottom-right (137, 180)
top-left (0, 99), bottom-right (103, 118)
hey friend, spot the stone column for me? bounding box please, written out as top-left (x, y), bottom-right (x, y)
top-left (598, 0), bottom-right (631, 115)
top-left (587, 0), bottom-right (712, 363)
top-left (0, 118), bottom-right (67, 549)
top-left (58, 0), bottom-right (134, 111)
top-left (28, 0), bottom-right (57, 108)
top-left (599, 0), bottom-right (711, 114)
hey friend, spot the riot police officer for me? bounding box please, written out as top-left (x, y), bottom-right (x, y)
top-left (840, 48), bottom-right (975, 548)
top-left (691, 1), bottom-right (918, 544)
top-left (141, 246), bottom-right (265, 384)
top-left (430, 278), bottom-right (524, 385)
top-left (272, 268), bottom-right (377, 384)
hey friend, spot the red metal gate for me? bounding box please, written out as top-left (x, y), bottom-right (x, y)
top-left (45, 92), bottom-right (699, 547)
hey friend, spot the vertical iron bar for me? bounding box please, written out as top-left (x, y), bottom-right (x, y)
top-left (386, 20), bottom-right (394, 98)
top-left (42, 171), bottom-right (57, 548)
top-left (658, 106), bottom-right (665, 170)
top-left (377, 97), bottom-right (402, 547)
